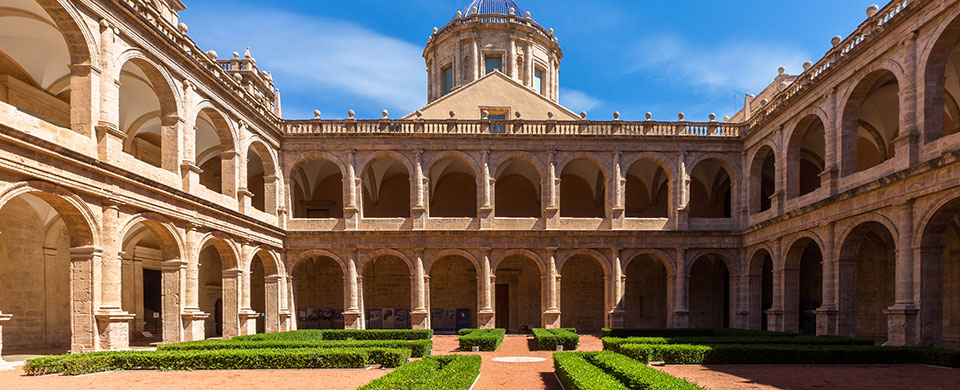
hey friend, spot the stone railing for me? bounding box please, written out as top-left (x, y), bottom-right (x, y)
top-left (113, 0), bottom-right (280, 122)
top-left (743, 0), bottom-right (913, 133)
top-left (433, 12), bottom-right (554, 41)
top-left (282, 119), bottom-right (742, 137)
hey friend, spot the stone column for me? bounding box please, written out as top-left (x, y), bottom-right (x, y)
top-left (480, 150), bottom-right (493, 229)
top-left (542, 248), bottom-right (561, 328)
top-left (611, 151), bottom-right (625, 229)
top-left (822, 87), bottom-right (840, 195)
top-left (411, 250), bottom-right (429, 329)
top-left (70, 246), bottom-right (102, 352)
top-left (343, 251), bottom-right (363, 329)
top-left (264, 275), bottom-right (281, 334)
top-left (221, 150), bottom-right (238, 199)
top-left (96, 203), bottom-right (133, 351)
top-left (767, 238), bottom-right (785, 331)
top-left (609, 248), bottom-right (625, 328)
top-left (525, 41), bottom-right (534, 87)
top-left (161, 259), bottom-right (186, 343)
top-left (345, 149), bottom-right (359, 230)
top-left (676, 152), bottom-right (690, 230)
top-left (546, 151), bottom-right (559, 229)
top-left (477, 248), bottom-right (495, 328)
top-left (68, 63), bottom-right (100, 142)
top-left (894, 31), bottom-right (920, 171)
top-left (816, 223), bottom-right (839, 335)
top-left (507, 38), bottom-right (516, 78)
top-left (672, 248), bottom-right (690, 328)
top-left (160, 115), bottom-right (183, 174)
top-left (221, 268), bottom-right (242, 338)
top-left (0, 312), bottom-right (11, 361)
top-left (180, 226), bottom-right (208, 341)
top-left (472, 36), bottom-right (480, 81)
top-left (95, 20), bottom-right (121, 163)
top-left (413, 150), bottom-right (426, 229)
top-left (885, 201), bottom-right (919, 346)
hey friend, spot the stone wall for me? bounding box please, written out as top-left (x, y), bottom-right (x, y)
top-left (560, 255), bottom-right (605, 332)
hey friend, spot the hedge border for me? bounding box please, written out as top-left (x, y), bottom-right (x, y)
top-left (553, 352), bottom-right (627, 390)
top-left (615, 343), bottom-right (960, 367)
top-left (601, 335), bottom-right (874, 351)
top-left (601, 328), bottom-right (794, 338)
top-left (458, 328), bottom-right (506, 351)
top-left (533, 328), bottom-right (579, 351)
top-left (232, 329), bottom-right (433, 341)
top-left (586, 351), bottom-right (703, 390)
top-left (359, 355), bottom-right (482, 390)
top-left (159, 339), bottom-right (432, 357)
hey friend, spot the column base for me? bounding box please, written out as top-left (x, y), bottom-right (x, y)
top-left (671, 310), bottom-right (689, 328)
top-left (477, 310), bottom-right (495, 329)
top-left (181, 311), bottom-right (210, 341)
top-left (95, 310), bottom-right (135, 351)
top-left (239, 310), bottom-right (259, 335)
top-left (542, 310), bottom-right (561, 329)
top-left (736, 310), bottom-right (751, 330)
top-left (609, 309), bottom-right (625, 329)
top-left (411, 310), bottom-right (429, 330)
top-left (815, 306), bottom-right (839, 336)
top-left (883, 304), bottom-right (919, 346)
top-left (0, 313), bottom-right (12, 362)
top-left (765, 308), bottom-right (784, 332)
top-left (343, 311), bottom-right (363, 330)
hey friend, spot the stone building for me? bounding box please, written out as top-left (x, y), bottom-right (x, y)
top-left (0, 0), bottom-right (958, 358)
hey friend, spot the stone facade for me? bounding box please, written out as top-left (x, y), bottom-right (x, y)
top-left (1, 0), bottom-right (960, 360)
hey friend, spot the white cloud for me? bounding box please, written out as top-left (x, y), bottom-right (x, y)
top-left (184, 3), bottom-right (425, 116)
top-left (629, 35), bottom-right (810, 93)
top-left (560, 88), bottom-right (602, 112)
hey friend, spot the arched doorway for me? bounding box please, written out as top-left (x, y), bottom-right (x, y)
top-left (919, 197), bottom-right (960, 348)
top-left (198, 244), bottom-right (224, 338)
top-left (784, 238), bottom-right (823, 335)
top-left (120, 219), bottom-right (181, 345)
top-left (363, 255), bottom-right (412, 329)
top-left (429, 255), bottom-right (478, 332)
top-left (689, 254), bottom-right (731, 328)
top-left (748, 250), bottom-right (773, 331)
top-left (623, 255), bottom-right (669, 328)
top-left (560, 255), bottom-right (606, 333)
top-left (246, 142), bottom-right (277, 214)
top-left (495, 159), bottom-right (541, 217)
top-left (495, 254), bottom-right (541, 333)
top-left (837, 222), bottom-right (896, 342)
top-left (292, 256), bottom-right (344, 329)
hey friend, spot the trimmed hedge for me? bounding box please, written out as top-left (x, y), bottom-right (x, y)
top-left (458, 328), bottom-right (479, 336)
top-left (233, 329), bottom-right (433, 341)
top-left (617, 343), bottom-right (960, 367)
top-left (553, 352), bottom-right (628, 390)
top-left (533, 328), bottom-right (580, 351)
top-left (586, 351), bottom-right (703, 390)
top-left (458, 328), bottom-right (506, 351)
top-left (601, 328), bottom-right (793, 338)
top-left (602, 335), bottom-right (874, 351)
top-left (24, 348), bottom-right (375, 376)
top-left (159, 339), bottom-right (432, 357)
top-left (360, 355), bottom-right (482, 390)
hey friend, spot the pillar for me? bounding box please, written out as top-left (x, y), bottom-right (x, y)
top-left (542, 248), bottom-right (561, 328)
top-left (894, 31), bottom-right (921, 171)
top-left (70, 246), bottom-right (102, 352)
top-left (672, 248), bottom-right (690, 328)
top-left (885, 201), bottom-right (919, 346)
top-left (524, 41), bottom-right (534, 87)
top-left (222, 268), bottom-right (242, 338)
top-left (181, 226), bottom-right (208, 341)
top-left (609, 248), bottom-right (625, 328)
top-left (0, 312), bottom-right (11, 361)
top-left (221, 150), bottom-right (238, 199)
top-left (345, 149), bottom-right (359, 230)
top-left (767, 238), bottom-right (785, 331)
top-left (477, 248), bottom-right (495, 329)
top-left (343, 251), bottom-right (363, 329)
top-left (546, 151), bottom-right (559, 229)
top-left (676, 152), bottom-right (690, 230)
top-left (612, 151), bottom-right (625, 229)
top-left (68, 63), bottom-right (100, 142)
top-left (480, 150), bottom-right (493, 229)
top-left (413, 150), bottom-right (426, 229)
top-left (96, 203), bottom-right (133, 350)
top-left (816, 223), bottom-right (839, 335)
top-left (411, 250), bottom-right (429, 329)
top-left (264, 275), bottom-right (281, 334)
top-left (160, 115), bottom-right (183, 174)
top-left (95, 20), bottom-right (122, 164)
top-left (507, 37), bottom-right (516, 79)
top-left (160, 259), bottom-right (186, 343)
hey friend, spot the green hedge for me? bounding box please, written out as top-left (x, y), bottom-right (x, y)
top-left (553, 352), bottom-right (627, 390)
top-left (360, 355), bottom-right (482, 390)
top-left (602, 335), bottom-right (874, 351)
top-left (457, 328), bottom-right (478, 336)
top-left (533, 328), bottom-right (580, 351)
top-left (586, 351), bottom-right (703, 390)
top-left (24, 348), bottom-right (374, 376)
top-left (617, 343), bottom-right (960, 367)
top-left (233, 329), bottom-right (433, 341)
top-left (601, 328), bottom-right (793, 338)
top-left (159, 339), bottom-right (432, 357)
top-left (458, 328), bottom-right (506, 351)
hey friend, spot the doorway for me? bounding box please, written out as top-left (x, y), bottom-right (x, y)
top-left (495, 284), bottom-right (509, 330)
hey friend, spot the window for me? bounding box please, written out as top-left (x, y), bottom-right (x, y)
top-left (489, 114), bottom-right (506, 134)
top-left (534, 68), bottom-right (544, 95)
top-left (485, 56), bottom-right (502, 74)
top-left (442, 66), bottom-right (453, 95)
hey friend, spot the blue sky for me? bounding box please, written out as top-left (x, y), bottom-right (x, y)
top-left (181, 0), bottom-right (880, 121)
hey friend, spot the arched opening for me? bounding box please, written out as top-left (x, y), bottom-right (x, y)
top-left (837, 222), bottom-right (896, 342)
top-left (121, 220), bottom-right (179, 345)
top-left (246, 144), bottom-right (268, 213)
top-left (784, 238), bottom-right (823, 335)
top-left (495, 255), bottom-right (541, 333)
top-left (750, 147), bottom-right (776, 214)
top-left (748, 251), bottom-right (773, 331)
top-left (922, 15), bottom-right (960, 142)
top-left (248, 250), bottom-right (280, 335)
top-left (429, 255), bottom-right (478, 332)
top-left (625, 160), bottom-right (669, 218)
top-left (251, 255), bottom-right (266, 334)
top-left (841, 71), bottom-right (900, 175)
top-left (293, 256), bottom-right (344, 329)
top-left (0, 1), bottom-right (73, 127)
top-left (362, 158), bottom-right (410, 218)
top-left (290, 159), bottom-right (343, 219)
top-left (363, 255), bottom-right (412, 329)
top-left (429, 159), bottom-right (477, 218)
top-left (560, 159), bottom-right (605, 218)
top-left (787, 116), bottom-right (826, 198)
top-left (0, 192), bottom-right (85, 355)
top-left (623, 255), bottom-right (668, 328)
top-left (195, 108), bottom-right (233, 195)
top-left (119, 59), bottom-right (175, 168)
top-left (919, 197), bottom-right (960, 348)
top-left (689, 254), bottom-right (731, 328)
top-left (560, 255), bottom-right (605, 333)
top-left (689, 159), bottom-right (732, 218)
top-left (197, 244), bottom-right (225, 338)
top-left (495, 159), bottom-right (541, 218)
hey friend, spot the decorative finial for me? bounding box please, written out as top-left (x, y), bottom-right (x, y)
top-left (645, 112), bottom-right (652, 120)
top-left (314, 110), bottom-right (321, 119)
top-left (613, 112), bottom-right (620, 120)
top-left (178, 22), bottom-right (188, 34)
top-left (481, 110), bottom-right (489, 119)
top-left (780, 81), bottom-right (789, 89)
top-left (866, 4), bottom-right (879, 17)
top-left (709, 113), bottom-right (716, 122)
top-left (803, 61), bottom-right (812, 71)
top-left (449, 110), bottom-right (456, 118)
top-left (348, 109), bottom-right (355, 119)
top-left (831, 35), bottom-right (842, 47)
top-left (526, 11), bottom-right (531, 19)
top-left (232, 51), bottom-right (240, 59)
top-left (509, 7), bottom-right (515, 16)
top-left (515, 111), bottom-right (522, 119)
top-left (433, 27), bottom-right (438, 34)
top-left (580, 111), bottom-right (587, 119)
top-left (678, 112), bottom-right (685, 121)
top-left (206, 50), bottom-right (218, 60)
top-left (760, 98), bottom-right (769, 106)
top-left (472, 6), bottom-right (478, 14)
top-left (724, 116), bottom-right (730, 122)
top-left (415, 110), bottom-right (423, 118)
top-left (777, 66), bottom-right (785, 75)
top-left (457, 11), bottom-right (462, 18)
top-left (549, 28), bottom-right (554, 35)
top-left (382, 109), bottom-right (389, 118)
top-left (244, 47), bottom-right (252, 58)
top-left (547, 111), bottom-right (554, 119)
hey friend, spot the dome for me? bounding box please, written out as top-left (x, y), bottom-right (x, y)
top-left (457, 0), bottom-right (531, 19)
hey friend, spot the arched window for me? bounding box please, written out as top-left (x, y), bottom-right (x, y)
top-left (362, 158), bottom-right (410, 218)
top-left (495, 159), bottom-right (541, 218)
top-left (429, 159), bottom-right (477, 218)
top-left (787, 116), bottom-right (825, 198)
top-left (625, 160), bottom-right (669, 218)
top-left (291, 159), bottom-right (343, 218)
top-left (689, 159), bottom-right (732, 218)
top-left (559, 159), bottom-right (605, 218)
top-left (842, 71), bottom-right (899, 175)
top-left (750, 147), bottom-right (776, 214)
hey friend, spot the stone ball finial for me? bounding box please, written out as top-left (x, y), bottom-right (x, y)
top-left (678, 112), bottom-right (685, 121)
top-left (780, 81), bottom-right (790, 89)
top-left (206, 50), bottom-right (218, 60)
top-left (509, 7), bottom-right (516, 16)
top-left (382, 109), bottom-right (389, 118)
top-left (613, 112), bottom-right (620, 120)
top-left (472, 6), bottom-right (478, 14)
top-left (778, 66), bottom-right (785, 75)
top-left (456, 11), bottom-right (462, 18)
top-left (233, 73), bottom-right (242, 81)
top-left (760, 98), bottom-right (769, 106)
top-left (831, 35), bottom-right (842, 47)
top-left (433, 27), bottom-right (438, 34)
top-left (724, 116), bottom-right (731, 122)
top-left (232, 51), bottom-right (240, 59)
top-left (866, 4), bottom-right (879, 17)
top-left (313, 110), bottom-right (321, 119)
top-left (515, 111), bottom-right (522, 119)
top-left (580, 111), bottom-right (587, 119)
top-left (526, 11), bottom-right (531, 19)
top-left (547, 111), bottom-right (554, 119)
top-left (481, 110), bottom-right (489, 119)
top-left (449, 110), bottom-right (456, 118)
top-left (645, 112), bottom-right (653, 120)
top-left (178, 22), bottom-right (188, 34)
top-left (348, 109), bottom-right (355, 119)
top-left (803, 61), bottom-right (813, 71)
top-left (709, 113), bottom-right (716, 122)
top-left (549, 28), bottom-right (554, 35)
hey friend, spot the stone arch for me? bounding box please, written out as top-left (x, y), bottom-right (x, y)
top-left (118, 213), bottom-right (184, 262)
top-left (559, 250), bottom-right (608, 332)
top-left (783, 235), bottom-right (825, 335)
top-left (428, 250), bottom-right (480, 331)
top-left (360, 249), bottom-right (415, 274)
top-left (0, 181), bottom-right (98, 247)
top-left (115, 50), bottom-right (180, 120)
top-left (623, 155), bottom-right (674, 218)
top-left (359, 152), bottom-right (413, 218)
top-left (493, 155), bottom-right (543, 218)
top-left (558, 249), bottom-right (610, 274)
top-left (786, 113), bottom-right (827, 198)
top-left (290, 249), bottom-right (348, 277)
top-left (622, 250), bottom-right (673, 329)
top-left (361, 249), bottom-right (415, 329)
top-left (839, 66), bottom-right (903, 176)
top-left (427, 155), bottom-right (479, 218)
top-left (193, 103), bottom-right (237, 195)
top-left (916, 194), bottom-right (960, 347)
top-left (115, 50), bottom-right (180, 169)
top-left (244, 138), bottom-right (280, 214)
top-left (835, 212), bottom-right (900, 259)
top-left (920, 7), bottom-right (960, 143)
top-left (687, 252), bottom-right (736, 328)
top-left (36, 0), bottom-right (96, 66)
top-left (746, 247), bottom-right (774, 331)
top-left (288, 154), bottom-right (346, 219)
top-left (836, 220), bottom-right (898, 342)
top-left (621, 249), bottom-right (676, 277)
top-left (196, 232), bottom-right (240, 270)
top-left (247, 248), bottom-right (282, 334)
top-left (492, 249), bottom-right (546, 274)
top-left (748, 143), bottom-right (777, 214)
top-left (688, 157), bottom-right (736, 219)
top-left (195, 233), bottom-right (240, 338)
top-left (559, 157), bottom-right (607, 218)
top-left (427, 249), bottom-right (480, 274)
top-left (493, 249), bottom-right (543, 332)
top-left (289, 250), bottom-right (346, 330)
